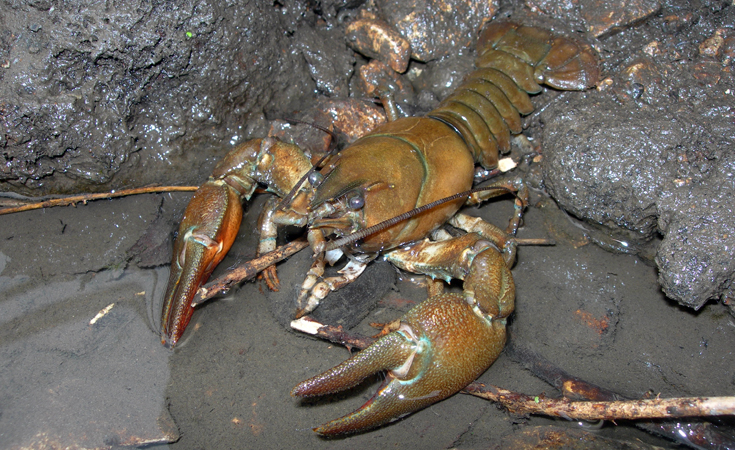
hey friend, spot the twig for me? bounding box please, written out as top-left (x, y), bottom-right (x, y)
top-left (292, 318), bottom-right (735, 426)
top-left (505, 341), bottom-right (621, 401)
top-left (513, 238), bottom-right (556, 246)
top-left (290, 316), bottom-right (375, 350)
top-left (0, 186), bottom-right (199, 215)
top-left (506, 341), bottom-right (735, 449)
top-left (463, 382), bottom-right (735, 421)
top-left (193, 238), bottom-right (310, 306)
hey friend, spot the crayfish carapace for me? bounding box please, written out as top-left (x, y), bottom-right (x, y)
top-left (160, 21), bottom-right (599, 435)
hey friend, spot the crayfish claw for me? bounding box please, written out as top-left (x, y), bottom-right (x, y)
top-left (293, 292), bottom-right (509, 435)
top-left (160, 179), bottom-right (244, 348)
top-left (160, 230), bottom-right (220, 347)
top-left (292, 330), bottom-right (416, 398)
top-left (292, 327), bottom-right (420, 435)
top-left (259, 265), bottom-right (281, 292)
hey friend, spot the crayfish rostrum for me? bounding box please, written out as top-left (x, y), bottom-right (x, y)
top-left (160, 21), bottom-right (598, 435)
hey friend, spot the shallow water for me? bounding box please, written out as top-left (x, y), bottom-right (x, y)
top-left (1, 189), bottom-right (733, 449)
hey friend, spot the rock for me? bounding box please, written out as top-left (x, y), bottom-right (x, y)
top-left (541, 4), bottom-right (735, 309)
top-left (579, 0), bottom-right (661, 38)
top-left (346, 17), bottom-right (411, 73)
top-left (297, 23), bottom-right (355, 97)
top-left (0, 1), bottom-right (316, 195)
top-left (376, 0), bottom-right (499, 62)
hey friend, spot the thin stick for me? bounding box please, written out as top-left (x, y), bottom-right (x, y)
top-left (505, 341), bottom-right (620, 401)
top-left (505, 341), bottom-right (735, 448)
top-left (463, 383), bottom-right (735, 420)
top-left (0, 186), bottom-right (199, 215)
top-left (290, 316), bottom-right (375, 350)
top-left (193, 238), bottom-right (310, 306)
top-left (513, 238), bottom-right (556, 246)
top-left (292, 318), bottom-right (735, 423)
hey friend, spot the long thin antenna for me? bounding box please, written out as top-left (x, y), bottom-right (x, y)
top-left (323, 185), bottom-right (513, 251)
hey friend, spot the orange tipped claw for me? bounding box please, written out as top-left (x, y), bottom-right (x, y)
top-left (258, 265), bottom-right (281, 292)
top-left (292, 292), bottom-right (509, 435)
top-left (160, 180), bottom-right (243, 348)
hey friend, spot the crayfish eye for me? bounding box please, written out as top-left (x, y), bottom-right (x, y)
top-left (347, 190), bottom-right (365, 210)
top-left (308, 171), bottom-right (324, 187)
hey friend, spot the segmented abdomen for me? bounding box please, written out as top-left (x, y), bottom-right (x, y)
top-left (428, 21), bottom-right (599, 169)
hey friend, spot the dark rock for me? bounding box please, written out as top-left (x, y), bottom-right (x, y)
top-left (297, 23), bottom-right (355, 97)
top-left (0, 1), bottom-right (317, 195)
top-left (541, 4), bottom-right (735, 309)
top-left (376, 0), bottom-right (499, 62)
top-left (579, 0), bottom-right (661, 38)
top-left (346, 17), bottom-right (411, 73)
top-left (656, 162), bottom-right (735, 308)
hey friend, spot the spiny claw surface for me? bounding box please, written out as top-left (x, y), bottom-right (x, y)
top-left (160, 180), bottom-right (243, 348)
top-left (292, 292), bottom-right (509, 436)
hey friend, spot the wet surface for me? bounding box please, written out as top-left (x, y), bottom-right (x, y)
top-left (0, 1), bottom-right (316, 194)
top-left (2, 186), bottom-right (734, 449)
top-left (2, 0), bottom-right (735, 448)
top-left (0, 267), bottom-right (177, 448)
top-left (540, 2), bottom-right (735, 308)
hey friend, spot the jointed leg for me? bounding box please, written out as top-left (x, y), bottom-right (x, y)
top-left (295, 253), bottom-right (373, 318)
top-left (256, 196), bottom-right (281, 291)
top-left (466, 176), bottom-right (528, 235)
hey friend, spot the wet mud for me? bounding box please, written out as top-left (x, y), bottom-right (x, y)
top-left (1, 0), bottom-right (734, 449)
top-left (0, 1), bottom-right (316, 193)
top-left (2, 179), bottom-right (733, 449)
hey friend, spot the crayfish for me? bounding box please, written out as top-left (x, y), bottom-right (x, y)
top-left (160, 21), bottom-right (599, 435)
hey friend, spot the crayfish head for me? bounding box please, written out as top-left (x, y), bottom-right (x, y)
top-left (308, 185), bottom-right (367, 243)
top-left (308, 147), bottom-right (423, 252)
top-left (308, 122), bottom-right (472, 253)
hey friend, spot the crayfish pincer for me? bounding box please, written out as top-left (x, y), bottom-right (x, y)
top-left (160, 20), bottom-right (598, 434)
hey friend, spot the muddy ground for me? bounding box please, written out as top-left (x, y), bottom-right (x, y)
top-left (1, 177), bottom-right (734, 449)
top-left (1, 0), bottom-right (734, 449)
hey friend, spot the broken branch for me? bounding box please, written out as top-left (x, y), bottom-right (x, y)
top-left (0, 186), bottom-right (199, 215)
top-left (463, 383), bottom-right (735, 421)
top-left (193, 238), bottom-right (310, 306)
top-left (290, 316), bottom-right (375, 350)
top-left (292, 317), bottom-right (735, 424)
top-left (505, 341), bottom-right (735, 448)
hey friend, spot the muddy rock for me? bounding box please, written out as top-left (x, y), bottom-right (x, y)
top-left (408, 50), bottom-right (476, 103)
top-left (0, 1), bottom-right (322, 195)
top-left (526, 0), bottom-right (661, 38)
top-left (267, 98), bottom-right (387, 161)
top-left (579, 0), bottom-right (662, 38)
top-left (541, 3), bottom-right (735, 309)
top-left (297, 23), bottom-right (355, 97)
top-left (375, 0), bottom-right (499, 62)
top-left (358, 59), bottom-right (416, 111)
top-left (656, 159), bottom-right (735, 309)
top-left (346, 17), bottom-right (411, 73)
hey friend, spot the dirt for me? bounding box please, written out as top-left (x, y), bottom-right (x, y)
top-left (0, 0), bottom-right (316, 194)
top-left (2, 179), bottom-right (733, 449)
top-left (1, 0), bottom-right (734, 449)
